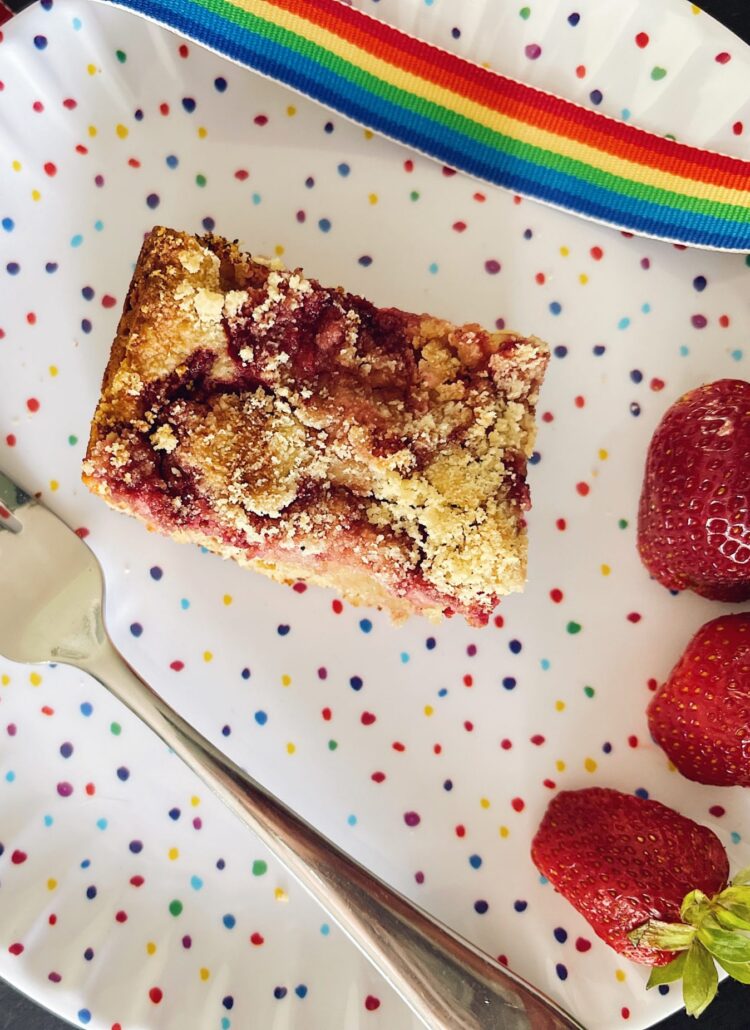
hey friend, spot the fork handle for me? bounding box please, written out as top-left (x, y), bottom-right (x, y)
top-left (82, 639), bottom-right (582, 1030)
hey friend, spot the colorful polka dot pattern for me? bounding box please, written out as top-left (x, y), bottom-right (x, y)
top-left (0, 1), bottom-right (749, 1029)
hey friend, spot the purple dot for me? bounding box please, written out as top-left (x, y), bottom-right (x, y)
top-left (568, 12), bottom-right (580, 25)
top-left (415, 870), bottom-right (425, 884)
top-left (48, 971), bottom-right (61, 983)
top-left (7, 724), bottom-right (16, 737)
top-left (404, 811), bottom-right (421, 827)
top-left (691, 314), bottom-right (708, 329)
top-left (495, 317), bottom-right (506, 330)
top-left (296, 210), bottom-right (306, 223)
top-left (83, 948), bottom-right (94, 961)
top-left (524, 43), bottom-right (542, 60)
top-left (129, 840), bottom-right (143, 853)
top-left (202, 216), bottom-right (215, 231)
top-left (641, 257), bottom-right (651, 270)
top-left (146, 193), bottom-right (160, 209)
top-left (57, 781), bottom-right (73, 797)
top-left (193, 817), bottom-right (202, 830)
top-left (94, 175), bottom-right (105, 188)
top-left (484, 259), bottom-right (501, 274)
top-left (182, 934), bottom-right (192, 948)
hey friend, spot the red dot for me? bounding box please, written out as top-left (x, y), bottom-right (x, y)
top-left (254, 114), bottom-right (269, 126)
top-left (371, 771), bottom-right (386, 783)
top-left (541, 411), bottom-right (554, 423)
top-left (11, 850), bottom-right (27, 864)
top-left (6, 434), bottom-right (16, 447)
top-left (715, 51), bottom-right (731, 64)
top-left (48, 914), bottom-right (57, 925)
top-left (463, 720), bottom-right (474, 732)
top-left (442, 166), bottom-right (457, 177)
top-left (543, 778), bottom-right (556, 789)
top-left (170, 660), bottom-right (184, 672)
top-left (556, 518), bottom-right (567, 531)
top-left (8, 943), bottom-right (24, 956)
top-left (628, 735), bottom-right (638, 748)
top-left (392, 741), bottom-right (405, 752)
top-left (321, 707), bottom-right (332, 721)
top-left (576, 482), bottom-right (590, 496)
top-left (128, 158), bottom-right (140, 169)
top-left (73, 527), bottom-right (89, 539)
top-left (463, 674), bottom-right (473, 687)
top-left (575, 64), bottom-right (586, 78)
top-left (452, 221), bottom-right (467, 233)
top-left (635, 32), bottom-right (649, 48)
top-left (709, 805), bottom-right (726, 818)
top-left (62, 98), bottom-right (77, 110)
top-left (621, 1008), bottom-right (630, 1020)
top-left (361, 711), bottom-right (376, 726)
top-left (719, 314), bottom-right (730, 328)
top-left (41, 706), bottom-right (54, 716)
top-left (112, 1025), bottom-right (122, 1030)
top-left (433, 743), bottom-right (442, 755)
top-left (33, 100), bottom-right (44, 113)
top-left (85, 783), bottom-right (95, 796)
top-left (576, 937), bottom-right (592, 952)
top-left (500, 738), bottom-right (512, 750)
top-left (250, 931), bottom-right (264, 945)
top-left (497, 954), bottom-right (509, 966)
top-left (647, 678), bottom-right (658, 692)
top-left (160, 103), bottom-right (170, 116)
top-left (733, 121), bottom-right (743, 135)
top-left (364, 995), bottom-right (381, 1012)
top-left (455, 824), bottom-right (466, 838)
top-left (332, 599), bottom-right (343, 614)
top-left (530, 734), bottom-right (545, 746)
top-left (130, 875), bottom-right (145, 887)
top-left (590, 246), bottom-right (604, 260)
top-left (535, 272), bottom-right (546, 285)
top-left (75, 144), bottom-right (88, 155)
top-left (494, 614), bottom-right (504, 628)
top-left (26, 312), bottom-right (36, 325)
top-left (234, 169), bottom-right (249, 181)
top-left (43, 161), bottom-right (57, 177)
top-left (626, 612), bottom-right (642, 623)
top-left (115, 910), bottom-right (128, 923)
top-left (178, 43), bottom-right (189, 57)
top-left (511, 797), bottom-right (525, 813)
top-left (149, 987), bottom-right (163, 1004)
top-left (26, 397), bottom-right (40, 413)
top-left (101, 294), bottom-right (117, 308)
top-left (574, 395), bottom-right (585, 408)
top-left (403, 159), bottom-right (414, 172)
top-left (473, 192), bottom-right (486, 203)
top-left (550, 588), bottom-right (563, 603)
top-left (292, 581), bottom-right (307, 593)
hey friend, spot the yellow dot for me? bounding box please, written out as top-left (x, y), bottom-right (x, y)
top-left (115, 124), bottom-right (128, 139)
top-left (368, 193), bottom-right (378, 205)
top-left (88, 125), bottom-right (97, 138)
top-left (2, 674), bottom-right (11, 686)
top-left (691, 4), bottom-right (700, 12)
top-left (615, 969), bottom-right (626, 982)
top-left (203, 651), bottom-right (213, 663)
top-left (49, 365), bottom-right (58, 377)
top-left (579, 273), bottom-right (589, 285)
top-left (30, 672), bottom-right (42, 687)
top-left (423, 705), bottom-right (434, 717)
top-left (222, 594), bottom-right (232, 606)
top-left (191, 795), bottom-right (201, 807)
top-left (47, 878), bottom-right (57, 891)
top-left (480, 797), bottom-right (490, 809)
top-left (168, 847), bottom-right (179, 860)
top-left (197, 126), bottom-right (207, 139)
top-left (199, 967), bottom-right (210, 981)
top-left (555, 700), bottom-right (565, 712)
top-left (274, 887), bottom-right (288, 902)
top-left (584, 757), bottom-right (598, 773)
top-left (598, 448), bottom-right (608, 460)
top-left (286, 105), bottom-right (297, 116)
top-left (274, 244), bottom-right (285, 256)
top-left (601, 564), bottom-right (611, 576)
top-left (556, 759), bottom-right (566, 772)
top-left (363, 129), bottom-right (373, 140)
top-left (286, 742), bottom-right (296, 755)
top-left (12, 161), bottom-right (22, 172)
top-left (49, 480), bottom-right (59, 492)
top-left (281, 674), bottom-right (292, 687)
top-left (559, 246), bottom-right (570, 257)
top-left (146, 942), bottom-right (157, 955)
top-left (31, 190), bottom-right (41, 202)
top-left (87, 63), bottom-right (97, 75)
top-left (499, 826), bottom-right (509, 838)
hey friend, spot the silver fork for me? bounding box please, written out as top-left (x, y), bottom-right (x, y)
top-left (0, 468), bottom-right (582, 1030)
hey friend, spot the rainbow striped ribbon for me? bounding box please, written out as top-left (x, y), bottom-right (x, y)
top-left (6, 0), bottom-right (750, 249)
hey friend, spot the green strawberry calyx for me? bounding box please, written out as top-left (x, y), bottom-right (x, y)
top-left (628, 866), bottom-right (750, 1018)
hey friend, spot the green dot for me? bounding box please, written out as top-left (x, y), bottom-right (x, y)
top-left (196, 174), bottom-right (207, 187)
top-left (169, 899), bottom-right (183, 916)
top-left (651, 66), bottom-right (667, 81)
top-left (409, 191), bottom-right (420, 201)
top-left (110, 722), bottom-right (121, 735)
top-left (745, 255), bottom-right (750, 268)
top-left (519, 6), bottom-right (531, 18)
top-left (584, 686), bottom-right (595, 698)
top-left (566, 621), bottom-right (582, 635)
top-left (68, 434), bottom-right (78, 446)
top-left (618, 518), bottom-right (628, 529)
top-left (115, 49), bottom-right (127, 63)
top-left (251, 860), bottom-right (267, 877)
top-left (328, 739), bottom-right (338, 751)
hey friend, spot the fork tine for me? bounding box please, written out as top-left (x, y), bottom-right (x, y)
top-left (0, 468), bottom-right (33, 533)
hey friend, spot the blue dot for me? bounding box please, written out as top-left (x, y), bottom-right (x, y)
top-left (216, 858), bottom-right (226, 870)
top-left (134, 108), bottom-right (144, 122)
top-left (82, 285), bottom-right (94, 300)
top-left (658, 985), bottom-right (670, 996)
top-left (202, 217), bottom-right (215, 231)
top-left (523, 228), bottom-right (533, 240)
top-left (359, 619), bottom-right (373, 634)
top-left (129, 840), bottom-right (143, 853)
top-left (443, 779), bottom-right (453, 791)
top-left (251, 193), bottom-right (261, 205)
top-left (451, 26), bottom-right (460, 37)
top-left (254, 710), bottom-right (268, 726)
top-left (539, 875), bottom-right (549, 885)
top-left (43, 815), bottom-right (53, 827)
top-left (130, 622), bottom-right (143, 637)
top-left (693, 275), bottom-right (707, 292)
top-left (337, 162), bottom-right (350, 176)
top-left (589, 89), bottom-right (603, 105)
top-left (274, 987), bottom-right (288, 1000)
top-left (540, 658), bottom-right (551, 671)
top-left (731, 349), bottom-right (743, 362)
top-left (635, 787), bottom-right (649, 799)
top-left (146, 193), bottom-right (160, 209)
top-left (618, 316), bottom-right (631, 330)
top-left (502, 676), bottom-right (516, 690)
top-left (80, 702), bottom-right (93, 717)
top-left (96, 818), bottom-right (107, 830)
top-left (6, 262), bottom-right (20, 275)
top-left (474, 900), bottom-right (489, 914)
top-left (72, 17), bottom-right (82, 29)
top-left (324, 121), bottom-right (334, 133)
top-left (320, 923), bottom-right (330, 936)
top-left (630, 369), bottom-right (643, 383)
top-left (347, 814), bottom-right (357, 826)
top-left (549, 301), bottom-right (562, 315)
top-left (60, 742), bottom-right (73, 758)
top-left (509, 639), bottom-right (522, 654)
top-left (85, 886), bottom-right (97, 900)
top-left (556, 963), bottom-right (568, 981)
top-left (94, 220), bottom-right (103, 231)
top-left (149, 565), bottom-right (162, 580)
top-left (191, 875), bottom-right (203, 890)
top-left (81, 319), bottom-right (92, 334)
top-left (349, 676), bottom-right (363, 691)
top-left (514, 899), bottom-right (528, 912)
top-left (220, 1021), bottom-right (229, 1030)
top-left (182, 97), bottom-right (196, 113)
top-left (400, 652), bottom-right (410, 664)
top-left (630, 402), bottom-right (641, 417)
top-left (78, 1010), bottom-right (91, 1025)
top-left (426, 637), bottom-right (436, 650)
top-left (428, 262), bottom-right (439, 274)
top-left (295, 985), bottom-right (308, 999)
top-left (641, 302), bottom-right (651, 314)
top-left (602, 741), bottom-right (612, 754)
top-left (437, 687), bottom-right (448, 698)
top-left (241, 668), bottom-right (251, 680)
top-left (222, 725), bottom-right (231, 737)
top-left (679, 345), bottom-right (689, 357)
top-left (318, 218), bottom-right (332, 232)
top-left (469, 854), bottom-right (482, 869)
top-left (222, 996), bottom-right (234, 1010)
top-left (554, 927), bottom-right (568, 943)
top-left (214, 76), bottom-right (228, 92)
top-left (81, 859), bottom-right (91, 869)
top-left (305, 176), bottom-right (315, 188)
top-left (276, 624), bottom-right (290, 637)
top-left (180, 598), bottom-right (190, 610)
top-left (83, 948), bottom-right (94, 961)
top-left (222, 914), bottom-right (236, 929)
top-left (621, 108), bottom-right (631, 121)
top-left (116, 766), bottom-right (130, 781)
top-left (45, 262), bottom-right (58, 273)
top-left (166, 154), bottom-right (179, 168)
top-left (593, 344), bottom-right (606, 356)
top-left (2, 217), bottom-right (14, 231)
top-left (70, 235), bottom-right (83, 248)
top-left (5, 771), bottom-right (15, 783)
top-left (34, 34), bottom-right (48, 50)
top-left (358, 255), bottom-right (373, 267)
top-left (529, 451), bottom-right (541, 465)
top-left (169, 807), bottom-right (181, 820)
top-left (553, 345), bottom-right (568, 358)
top-left (568, 12), bottom-right (580, 25)
top-left (731, 832), bottom-right (742, 844)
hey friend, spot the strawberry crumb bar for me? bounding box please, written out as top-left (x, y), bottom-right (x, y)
top-left (84, 227), bottom-right (548, 624)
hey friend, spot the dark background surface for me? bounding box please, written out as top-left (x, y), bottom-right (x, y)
top-left (1, 0), bottom-right (749, 1027)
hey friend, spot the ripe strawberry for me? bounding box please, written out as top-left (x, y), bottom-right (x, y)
top-left (532, 788), bottom-right (750, 1016)
top-left (648, 613), bottom-right (750, 787)
top-left (637, 378), bottom-right (750, 602)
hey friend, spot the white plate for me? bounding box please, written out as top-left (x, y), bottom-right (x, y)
top-left (1, 1), bottom-right (749, 1027)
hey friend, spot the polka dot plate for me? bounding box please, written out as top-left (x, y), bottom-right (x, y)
top-left (1, 0), bottom-right (749, 1027)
